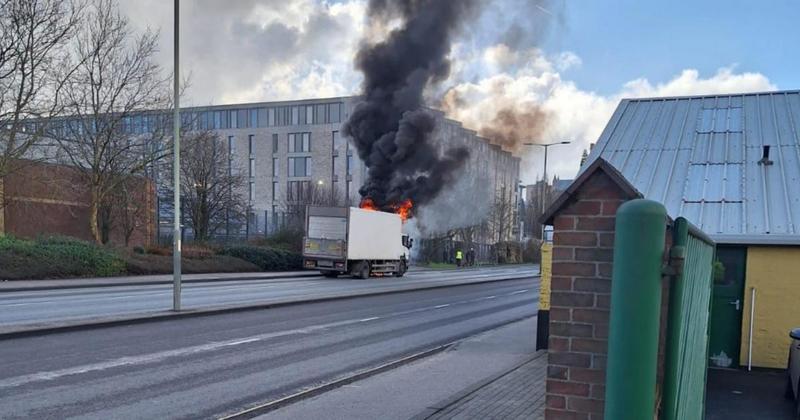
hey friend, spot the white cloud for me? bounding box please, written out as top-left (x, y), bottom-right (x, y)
top-left (621, 67), bottom-right (775, 98)
top-left (121, 0), bottom-right (367, 105)
top-left (440, 45), bottom-right (776, 183)
top-left (119, 2), bottom-right (776, 185)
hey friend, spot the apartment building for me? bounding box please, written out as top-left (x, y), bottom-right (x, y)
top-left (25, 95), bottom-right (521, 242)
top-left (175, 96), bottom-right (521, 240)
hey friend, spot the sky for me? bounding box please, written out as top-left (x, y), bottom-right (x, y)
top-left (120, 0), bottom-right (799, 184)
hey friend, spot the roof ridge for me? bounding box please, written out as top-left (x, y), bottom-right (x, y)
top-left (622, 89), bottom-right (800, 102)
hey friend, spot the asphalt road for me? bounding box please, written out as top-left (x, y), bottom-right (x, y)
top-left (0, 266), bottom-right (533, 328)
top-left (0, 277), bottom-right (538, 419)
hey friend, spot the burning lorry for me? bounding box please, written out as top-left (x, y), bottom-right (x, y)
top-left (302, 205), bottom-right (413, 279)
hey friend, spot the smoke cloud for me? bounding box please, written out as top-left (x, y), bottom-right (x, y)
top-left (342, 0), bottom-right (478, 214)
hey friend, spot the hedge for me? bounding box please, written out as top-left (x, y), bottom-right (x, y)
top-left (0, 235), bottom-right (126, 279)
top-left (217, 245), bottom-right (303, 271)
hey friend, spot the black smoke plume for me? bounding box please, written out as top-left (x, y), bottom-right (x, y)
top-left (342, 0), bottom-right (478, 215)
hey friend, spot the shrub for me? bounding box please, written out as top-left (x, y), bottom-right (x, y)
top-left (182, 245), bottom-right (215, 259)
top-left (133, 246), bottom-right (145, 254)
top-left (0, 235), bottom-right (126, 279)
top-left (249, 226), bottom-right (304, 252)
top-left (144, 244), bottom-right (171, 256)
top-left (217, 245), bottom-right (302, 271)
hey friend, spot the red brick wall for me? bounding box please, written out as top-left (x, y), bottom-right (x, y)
top-left (544, 170), bottom-right (671, 420)
top-left (1, 160), bottom-right (155, 247)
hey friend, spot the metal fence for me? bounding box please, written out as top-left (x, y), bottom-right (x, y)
top-left (156, 211), bottom-right (301, 245)
top-left (604, 200), bottom-right (716, 420)
top-left (415, 238), bottom-right (496, 265)
top-left (662, 217), bottom-right (715, 420)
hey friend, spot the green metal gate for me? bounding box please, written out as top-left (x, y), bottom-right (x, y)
top-left (604, 200), bottom-right (716, 420)
top-left (662, 217), bottom-right (715, 420)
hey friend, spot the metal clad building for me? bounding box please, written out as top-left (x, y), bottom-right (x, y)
top-left (584, 90), bottom-right (800, 244)
top-left (583, 89), bottom-right (800, 369)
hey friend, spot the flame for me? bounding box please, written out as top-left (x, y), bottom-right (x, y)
top-left (359, 197), bottom-right (378, 211)
top-left (392, 199), bottom-right (413, 222)
top-left (359, 197), bottom-right (413, 222)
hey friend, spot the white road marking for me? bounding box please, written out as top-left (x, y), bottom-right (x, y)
top-left (510, 289), bottom-right (529, 295)
top-left (0, 317), bottom-right (368, 390)
top-left (434, 304), bottom-right (450, 309)
top-left (359, 317), bottom-right (380, 322)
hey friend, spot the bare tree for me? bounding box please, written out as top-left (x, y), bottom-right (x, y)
top-left (107, 173), bottom-right (153, 246)
top-left (488, 186), bottom-right (515, 243)
top-left (177, 131), bottom-right (247, 242)
top-left (0, 0), bottom-right (82, 187)
top-left (55, 0), bottom-right (170, 243)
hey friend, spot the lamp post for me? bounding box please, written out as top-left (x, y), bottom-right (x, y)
top-left (172, 0), bottom-right (181, 311)
top-left (523, 141), bottom-right (571, 241)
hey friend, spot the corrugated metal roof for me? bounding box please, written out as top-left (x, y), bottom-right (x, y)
top-left (583, 90), bottom-right (800, 244)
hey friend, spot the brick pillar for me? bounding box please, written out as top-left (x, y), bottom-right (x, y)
top-left (544, 171), bottom-right (625, 420)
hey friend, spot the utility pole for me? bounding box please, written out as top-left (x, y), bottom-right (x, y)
top-left (524, 141), bottom-right (571, 241)
top-left (172, 0), bottom-right (181, 311)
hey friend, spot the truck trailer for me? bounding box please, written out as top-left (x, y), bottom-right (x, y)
top-left (302, 206), bottom-right (412, 278)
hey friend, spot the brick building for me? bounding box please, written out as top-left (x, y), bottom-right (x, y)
top-left (0, 160), bottom-right (155, 246)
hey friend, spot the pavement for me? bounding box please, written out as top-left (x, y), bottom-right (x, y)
top-left (264, 317), bottom-right (545, 420)
top-left (0, 265), bottom-right (536, 334)
top-left (706, 367), bottom-right (796, 419)
top-left (0, 278), bottom-right (539, 419)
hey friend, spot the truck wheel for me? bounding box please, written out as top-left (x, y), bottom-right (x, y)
top-left (353, 261), bottom-right (370, 279)
top-left (394, 261), bottom-right (407, 277)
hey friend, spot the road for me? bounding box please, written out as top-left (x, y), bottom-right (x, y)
top-left (0, 277), bottom-right (538, 419)
top-left (0, 265), bottom-right (532, 328)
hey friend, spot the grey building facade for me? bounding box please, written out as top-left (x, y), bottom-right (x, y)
top-left (171, 96), bottom-right (522, 241)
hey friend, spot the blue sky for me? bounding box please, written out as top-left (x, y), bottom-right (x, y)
top-left (547, 0), bottom-right (799, 95)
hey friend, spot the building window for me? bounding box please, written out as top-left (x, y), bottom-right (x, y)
top-left (287, 180), bottom-right (311, 201)
top-left (306, 106), bottom-right (313, 125)
top-left (268, 108), bottom-right (275, 126)
top-left (288, 132), bottom-right (311, 152)
top-left (250, 109), bottom-right (258, 128)
top-left (230, 109), bottom-right (238, 129)
top-left (272, 181), bottom-right (278, 200)
top-left (291, 106), bottom-right (299, 125)
top-left (272, 133), bottom-right (279, 153)
top-left (238, 109), bottom-right (248, 128)
top-left (346, 154), bottom-right (353, 176)
top-left (314, 104), bottom-right (325, 124)
top-left (249, 182), bottom-right (255, 201)
top-left (288, 157), bottom-right (310, 177)
top-left (258, 107), bottom-right (268, 128)
top-left (333, 131), bottom-right (340, 150)
top-left (248, 134), bottom-right (254, 155)
top-left (330, 103), bottom-right (341, 123)
top-left (272, 157), bottom-right (278, 177)
top-left (249, 158), bottom-right (255, 178)
top-left (228, 136), bottom-right (235, 158)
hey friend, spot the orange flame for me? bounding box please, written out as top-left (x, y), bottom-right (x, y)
top-left (359, 197), bottom-right (413, 222)
top-left (391, 199), bottom-right (413, 222)
top-left (359, 197), bottom-right (378, 211)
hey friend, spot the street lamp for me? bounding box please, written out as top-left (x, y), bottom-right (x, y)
top-left (172, 0), bottom-right (181, 311)
top-left (523, 141), bottom-right (571, 242)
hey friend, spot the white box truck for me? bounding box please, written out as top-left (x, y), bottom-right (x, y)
top-left (302, 206), bottom-right (413, 278)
